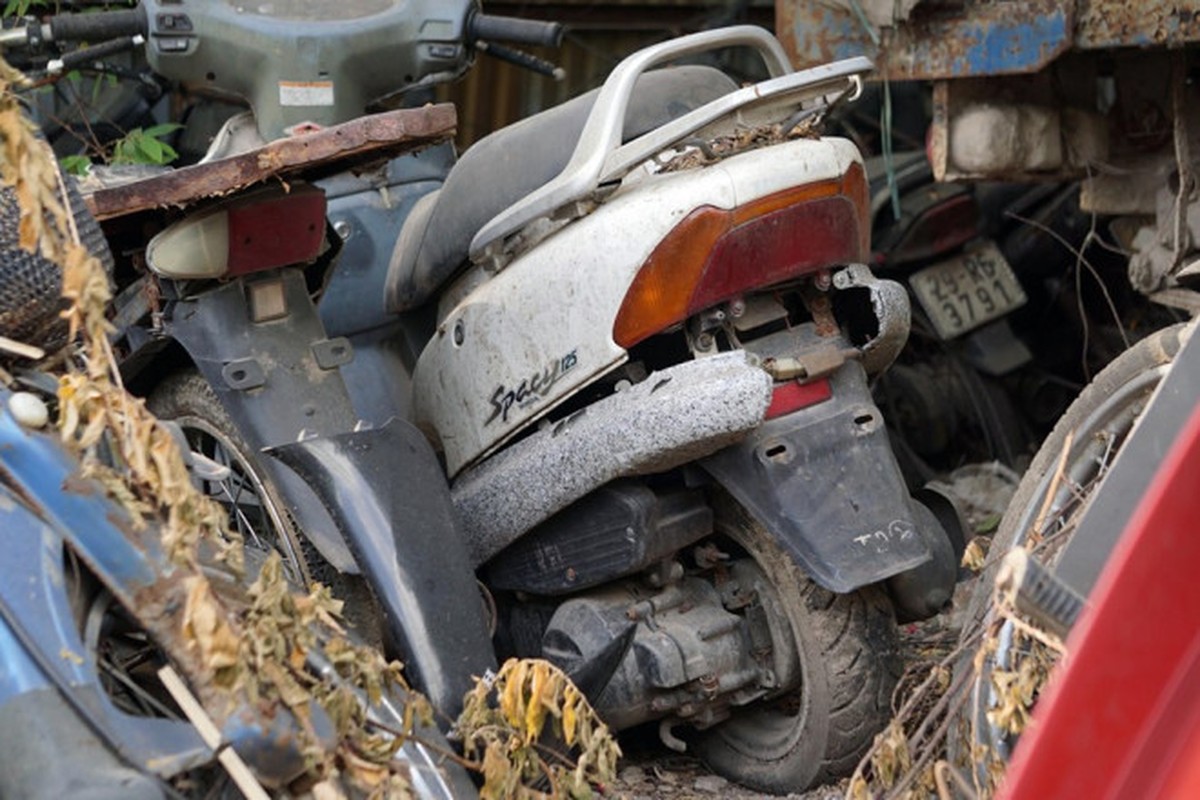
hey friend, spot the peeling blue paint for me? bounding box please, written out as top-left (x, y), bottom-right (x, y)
top-left (783, 2), bottom-right (1072, 79)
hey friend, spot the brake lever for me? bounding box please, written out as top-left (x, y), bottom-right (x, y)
top-left (48, 34), bottom-right (144, 74)
top-left (476, 40), bottom-right (565, 81)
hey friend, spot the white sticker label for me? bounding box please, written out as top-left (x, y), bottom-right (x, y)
top-left (279, 80), bottom-right (335, 107)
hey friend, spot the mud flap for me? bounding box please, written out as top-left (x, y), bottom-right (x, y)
top-left (702, 360), bottom-right (932, 594)
top-left (268, 420), bottom-right (495, 720)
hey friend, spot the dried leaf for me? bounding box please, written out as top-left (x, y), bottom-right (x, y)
top-left (457, 658), bottom-right (621, 800)
top-left (181, 575), bottom-right (240, 672)
top-left (962, 537), bottom-right (988, 572)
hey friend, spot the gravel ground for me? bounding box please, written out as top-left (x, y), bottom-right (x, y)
top-left (607, 463), bottom-right (1019, 800)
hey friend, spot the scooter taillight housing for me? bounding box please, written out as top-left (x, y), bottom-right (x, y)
top-left (146, 185), bottom-right (326, 280)
top-left (613, 162), bottom-right (869, 349)
top-left (875, 188), bottom-right (979, 268)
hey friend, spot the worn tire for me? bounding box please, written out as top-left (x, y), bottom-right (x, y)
top-left (148, 369), bottom-right (317, 586)
top-left (693, 497), bottom-right (902, 793)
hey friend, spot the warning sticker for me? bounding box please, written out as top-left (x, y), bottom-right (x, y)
top-left (279, 80), bottom-right (335, 107)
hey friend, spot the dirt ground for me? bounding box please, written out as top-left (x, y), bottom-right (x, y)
top-left (608, 462), bottom-right (1020, 800)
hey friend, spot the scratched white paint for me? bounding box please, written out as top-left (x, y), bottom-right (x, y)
top-left (412, 137), bottom-right (863, 476)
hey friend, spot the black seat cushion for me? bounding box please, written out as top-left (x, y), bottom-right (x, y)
top-left (386, 64), bottom-right (738, 312)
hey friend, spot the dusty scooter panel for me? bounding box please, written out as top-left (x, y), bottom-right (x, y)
top-left (413, 137), bottom-right (862, 475)
top-left (412, 165), bottom-right (738, 475)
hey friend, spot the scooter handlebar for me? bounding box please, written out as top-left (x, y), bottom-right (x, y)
top-left (48, 7), bottom-right (147, 43)
top-left (468, 13), bottom-right (563, 48)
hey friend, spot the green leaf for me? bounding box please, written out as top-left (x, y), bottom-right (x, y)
top-left (59, 154), bottom-right (92, 176)
top-left (2, 0), bottom-right (49, 18)
top-left (134, 133), bottom-right (164, 163)
top-left (110, 124), bottom-right (181, 167)
top-left (975, 513), bottom-right (1002, 535)
top-left (142, 122), bottom-right (183, 139)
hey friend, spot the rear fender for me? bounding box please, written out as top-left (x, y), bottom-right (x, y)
top-left (702, 360), bottom-right (933, 593)
top-left (163, 269), bottom-right (360, 571)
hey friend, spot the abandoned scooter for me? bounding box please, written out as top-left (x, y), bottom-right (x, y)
top-left (15, 2), bottom-right (963, 792)
top-left (8, 2), bottom-right (501, 722)
top-left (383, 26), bottom-right (964, 793)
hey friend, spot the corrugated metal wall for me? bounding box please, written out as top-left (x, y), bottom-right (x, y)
top-left (439, 0), bottom-right (775, 148)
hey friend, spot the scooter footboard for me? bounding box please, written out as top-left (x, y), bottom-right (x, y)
top-left (702, 360), bottom-right (934, 594)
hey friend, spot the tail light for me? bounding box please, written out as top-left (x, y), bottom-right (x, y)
top-left (146, 184), bottom-right (326, 280)
top-left (613, 162), bottom-right (869, 349)
top-left (876, 189), bottom-right (979, 268)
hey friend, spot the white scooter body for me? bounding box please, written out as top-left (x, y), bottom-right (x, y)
top-left (401, 28), bottom-right (940, 586)
top-left (414, 136), bottom-right (863, 475)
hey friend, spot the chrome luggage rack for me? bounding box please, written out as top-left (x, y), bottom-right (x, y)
top-left (469, 25), bottom-right (873, 264)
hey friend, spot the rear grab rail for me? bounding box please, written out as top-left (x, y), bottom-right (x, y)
top-left (468, 25), bottom-right (872, 263)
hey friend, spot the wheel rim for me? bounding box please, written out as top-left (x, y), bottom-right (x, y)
top-left (695, 514), bottom-right (817, 768)
top-left (1002, 364), bottom-right (1166, 565)
top-left (972, 361), bottom-right (1170, 769)
top-left (83, 586), bottom-right (179, 719)
top-left (176, 415), bottom-right (307, 586)
top-left (70, 561), bottom-right (236, 797)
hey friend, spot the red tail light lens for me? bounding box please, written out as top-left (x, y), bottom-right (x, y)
top-left (613, 162), bottom-right (869, 348)
top-left (147, 185), bottom-right (326, 280)
top-left (880, 191), bottom-right (979, 267)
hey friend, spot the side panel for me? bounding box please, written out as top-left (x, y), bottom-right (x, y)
top-left (414, 138), bottom-right (861, 475)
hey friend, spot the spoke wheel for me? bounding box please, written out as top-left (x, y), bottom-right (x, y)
top-left (149, 370), bottom-right (312, 587)
top-left (65, 555), bottom-right (236, 799)
top-left (958, 323), bottom-right (1187, 785)
top-left (691, 494), bottom-right (901, 793)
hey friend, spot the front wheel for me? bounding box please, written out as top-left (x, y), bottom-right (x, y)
top-left (149, 369), bottom-right (314, 587)
top-left (693, 496), bottom-right (902, 793)
top-left (956, 323), bottom-right (1187, 787)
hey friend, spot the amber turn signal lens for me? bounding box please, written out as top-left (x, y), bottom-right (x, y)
top-left (613, 163), bottom-right (869, 349)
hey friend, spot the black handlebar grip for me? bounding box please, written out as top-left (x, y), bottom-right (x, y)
top-left (49, 8), bottom-right (147, 43)
top-left (468, 13), bottom-right (563, 48)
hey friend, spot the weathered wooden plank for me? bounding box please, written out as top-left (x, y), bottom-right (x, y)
top-left (86, 104), bottom-right (456, 221)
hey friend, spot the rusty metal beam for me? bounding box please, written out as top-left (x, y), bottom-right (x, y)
top-left (1076, 0), bottom-right (1200, 49)
top-left (777, 0), bottom-right (1073, 79)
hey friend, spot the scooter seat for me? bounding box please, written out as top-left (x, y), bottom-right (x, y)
top-left (385, 65), bottom-right (738, 312)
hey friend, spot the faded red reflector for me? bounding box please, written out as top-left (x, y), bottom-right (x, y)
top-left (765, 378), bottom-right (832, 419)
top-left (226, 185), bottom-right (326, 276)
top-left (883, 191), bottom-right (979, 267)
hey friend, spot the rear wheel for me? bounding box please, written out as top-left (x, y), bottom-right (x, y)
top-left (693, 497), bottom-right (902, 792)
top-left (149, 369), bottom-right (313, 586)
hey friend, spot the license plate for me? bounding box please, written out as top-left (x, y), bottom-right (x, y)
top-left (909, 241), bottom-right (1026, 339)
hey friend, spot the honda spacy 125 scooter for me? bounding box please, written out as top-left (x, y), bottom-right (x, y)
top-left (13, 2), bottom-right (964, 792)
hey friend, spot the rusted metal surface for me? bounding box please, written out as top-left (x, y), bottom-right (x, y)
top-left (777, 0), bottom-right (1072, 79)
top-left (86, 104), bottom-right (456, 221)
top-left (778, 0), bottom-right (1200, 79)
top-left (1076, 0), bottom-right (1200, 48)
